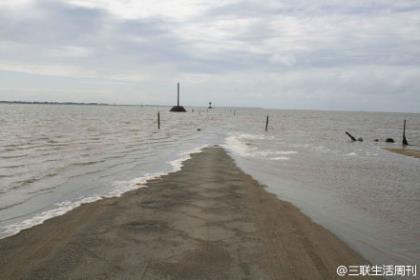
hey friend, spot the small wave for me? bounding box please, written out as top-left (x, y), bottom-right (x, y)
top-left (0, 196), bottom-right (102, 239)
top-left (345, 152), bottom-right (358, 156)
top-left (236, 133), bottom-right (275, 140)
top-left (271, 156), bottom-right (290, 161)
top-left (1, 164), bottom-right (26, 169)
top-left (274, 151), bottom-right (297, 155)
top-left (223, 134), bottom-right (294, 160)
top-left (72, 160), bottom-right (106, 166)
top-left (36, 136), bottom-right (50, 141)
top-left (4, 144), bottom-right (19, 148)
top-left (223, 135), bottom-right (257, 157)
top-left (108, 174), bottom-right (162, 198)
top-left (168, 145), bottom-right (208, 173)
top-left (15, 177), bottom-right (39, 186)
top-left (0, 199), bottom-right (29, 211)
top-left (313, 145), bottom-right (340, 154)
top-left (0, 154), bottom-right (27, 159)
top-left (44, 158), bottom-right (60, 163)
top-left (147, 136), bottom-right (171, 141)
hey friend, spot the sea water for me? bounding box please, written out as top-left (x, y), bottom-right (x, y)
top-left (0, 104), bottom-right (419, 266)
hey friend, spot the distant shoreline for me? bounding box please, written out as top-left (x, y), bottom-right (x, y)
top-left (0, 101), bottom-right (169, 107)
top-left (2, 101), bottom-right (419, 113)
top-left (0, 101), bottom-right (110, 106)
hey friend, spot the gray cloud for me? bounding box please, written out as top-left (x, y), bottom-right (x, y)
top-left (0, 0), bottom-right (419, 112)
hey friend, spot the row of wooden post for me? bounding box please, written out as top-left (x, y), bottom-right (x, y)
top-left (265, 115), bottom-right (409, 146)
top-left (403, 119), bottom-right (408, 145)
top-left (265, 115), bottom-right (269, 132)
top-left (156, 110), bottom-right (260, 130)
top-left (158, 111), bottom-right (267, 130)
top-left (158, 112), bottom-right (409, 146)
top-left (345, 120), bottom-right (409, 145)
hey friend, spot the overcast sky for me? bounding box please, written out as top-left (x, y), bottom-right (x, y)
top-left (0, 0), bottom-right (419, 112)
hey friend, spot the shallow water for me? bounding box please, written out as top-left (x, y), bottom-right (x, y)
top-left (0, 104), bottom-right (419, 266)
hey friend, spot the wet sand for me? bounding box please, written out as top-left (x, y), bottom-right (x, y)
top-left (0, 147), bottom-right (370, 279)
top-left (386, 147), bottom-right (420, 159)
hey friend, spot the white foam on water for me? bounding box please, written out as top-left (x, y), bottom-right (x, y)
top-left (0, 144), bottom-right (209, 240)
top-left (274, 151), bottom-right (297, 155)
top-left (168, 145), bottom-right (209, 173)
top-left (223, 133), bottom-right (296, 161)
top-left (223, 135), bottom-right (257, 157)
top-left (271, 156), bottom-right (290, 161)
top-left (1, 196), bottom-right (102, 238)
top-left (235, 133), bottom-right (275, 140)
top-left (106, 174), bottom-right (161, 198)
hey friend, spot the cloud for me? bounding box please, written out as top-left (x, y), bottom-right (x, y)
top-left (0, 0), bottom-right (419, 112)
top-left (67, 0), bottom-right (238, 20)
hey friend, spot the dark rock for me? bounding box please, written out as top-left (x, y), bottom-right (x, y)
top-left (357, 137), bottom-right (363, 142)
top-left (170, 106), bottom-right (186, 112)
top-left (385, 138), bottom-right (395, 143)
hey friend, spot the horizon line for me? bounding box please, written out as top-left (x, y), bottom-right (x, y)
top-left (0, 100), bottom-right (419, 114)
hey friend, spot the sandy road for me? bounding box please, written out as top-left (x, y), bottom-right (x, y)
top-left (0, 147), bottom-right (371, 279)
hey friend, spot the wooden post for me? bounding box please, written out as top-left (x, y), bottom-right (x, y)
top-left (402, 120), bottom-right (408, 145)
top-left (345, 131), bottom-right (356, 142)
top-left (265, 115), bottom-right (269, 131)
top-left (158, 111), bottom-right (160, 129)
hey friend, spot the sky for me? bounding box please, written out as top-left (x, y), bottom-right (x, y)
top-left (0, 0), bottom-right (419, 112)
